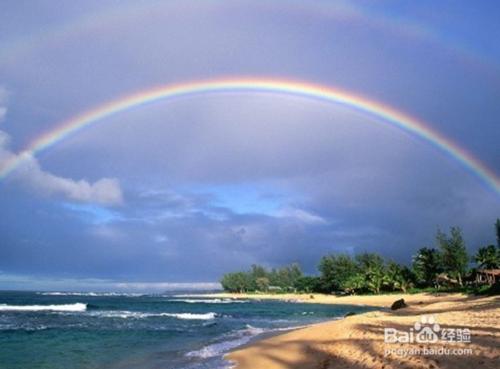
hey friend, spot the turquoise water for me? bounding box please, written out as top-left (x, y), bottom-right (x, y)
top-left (0, 291), bottom-right (374, 369)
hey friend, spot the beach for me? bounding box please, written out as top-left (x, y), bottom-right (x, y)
top-left (223, 293), bottom-right (499, 369)
top-left (203, 292), bottom-right (472, 307)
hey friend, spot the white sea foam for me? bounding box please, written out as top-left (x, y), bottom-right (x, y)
top-left (168, 298), bottom-right (247, 304)
top-left (0, 324), bottom-right (49, 331)
top-left (0, 303), bottom-right (87, 312)
top-left (38, 292), bottom-right (143, 297)
top-left (88, 311), bottom-right (149, 319)
top-left (89, 310), bottom-right (217, 320)
top-left (186, 324), bottom-right (268, 359)
top-left (161, 312), bottom-right (217, 320)
top-left (186, 336), bottom-right (249, 359)
top-left (186, 323), bottom-right (312, 359)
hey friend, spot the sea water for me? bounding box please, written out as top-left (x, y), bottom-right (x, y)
top-left (0, 291), bottom-right (374, 369)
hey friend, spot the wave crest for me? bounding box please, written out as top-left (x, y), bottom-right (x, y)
top-left (0, 303), bottom-right (87, 312)
top-left (161, 312), bottom-right (217, 320)
top-left (186, 323), bottom-right (312, 359)
top-left (38, 292), bottom-right (143, 297)
top-left (89, 311), bottom-right (217, 320)
top-left (168, 298), bottom-right (246, 304)
top-left (186, 324), bottom-right (266, 359)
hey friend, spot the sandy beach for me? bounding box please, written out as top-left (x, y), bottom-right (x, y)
top-left (203, 292), bottom-right (472, 307)
top-left (221, 293), bottom-right (499, 369)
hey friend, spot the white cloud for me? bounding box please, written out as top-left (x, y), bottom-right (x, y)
top-left (0, 272), bottom-right (221, 292)
top-left (89, 225), bottom-right (126, 240)
top-left (275, 207), bottom-right (327, 224)
top-left (0, 88), bottom-right (7, 121)
top-left (113, 282), bottom-right (221, 292)
top-left (0, 130), bottom-right (123, 206)
top-left (0, 94), bottom-right (122, 205)
top-left (153, 234), bottom-right (168, 243)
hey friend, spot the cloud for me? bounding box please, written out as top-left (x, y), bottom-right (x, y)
top-left (153, 234), bottom-right (168, 243)
top-left (0, 1), bottom-right (498, 287)
top-left (275, 207), bottom-right (328, 224)
top-left (62, 202), bottom-right (124, 224)
top-left (88, 225), bottom-right (127, 241)
top-left (0, 87), bottom-right (7, 121)
top-left (113, 281), bottom-right (220, 292)
top-left (0, 130), bottom-right (123, 205)
top-left (0, 272), bottom-right (220, 292)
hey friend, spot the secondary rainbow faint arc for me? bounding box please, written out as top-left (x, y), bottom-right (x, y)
top-left (1, 77), bottom-right (498, 195)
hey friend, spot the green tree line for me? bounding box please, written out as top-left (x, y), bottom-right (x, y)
top-left (220, 221), bottom-right (500, 294)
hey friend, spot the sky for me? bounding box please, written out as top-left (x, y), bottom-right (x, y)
top-left (0, 0), bottom-right (499, 292)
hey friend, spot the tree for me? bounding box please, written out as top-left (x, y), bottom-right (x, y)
top-left (269, 264), bottom-right (303, 290)
top-left (294, 276), bottom-right (322, 293)
top-left (220, 272), bottom-right (251, 293)
top-left (437, 227), bottom-right (468, 286)
top-left (255, 277), bottom-right (270, 292)
top-left (250, 264), bottom-right (267, 280)
top-left (288, 263), bottom-right (304, 287)
top-left (355, 252), bottom-right (385, 270)
top-left (475, 245), bottom-right (499, 269)
top-left (354, 253), bottom-right (385, 294)
top-left (343, 274), bottom-right (365, 294)
top-left (365, 266), bottom-right (385, 294)
top-left (496, 218), bottom-right (500, 248)
top-left (385, 261), bottom-right (414, 293)
top-left (398, 266), bottom-right (415, 293)
top-left (318, 254), bottom-right (358, 292)
top-left (412, 247), bottom-right (442, 287)
top-left (220, 263), bottom-right (304, 293)
top-left (249, 264), bottom-right (267, 290)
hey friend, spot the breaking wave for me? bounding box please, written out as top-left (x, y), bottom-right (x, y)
top-left (185, 323), bottom-right (307, 360)
top-left (38, 292), bottom-right (143, 297)
top-left (0, 303), bottom-right (87, 312)
top-left (89, 310), bottom-right (217, 320)
top-left (186, 324), bottom-right (263, 359)
top-left (168, 298), bottom-right (247, 304)
top-left (163, 312), bottom-right (217, 320)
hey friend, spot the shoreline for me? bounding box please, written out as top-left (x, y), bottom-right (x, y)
top-left (214, 292), bottom-right (499, 369)
top-left (198, 291), bottom-right (469, 307)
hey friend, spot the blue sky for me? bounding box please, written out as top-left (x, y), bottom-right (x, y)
top-left (0, 0), bottom-right (499, 291)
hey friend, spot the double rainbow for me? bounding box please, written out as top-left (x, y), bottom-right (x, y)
top-left (1, 78), bottom-right (498, 195)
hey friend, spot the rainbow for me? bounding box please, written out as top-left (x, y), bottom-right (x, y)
top-left (2, 1), bottom-right (498, 74)
top-left (1, 77), bottom-right (498, 194)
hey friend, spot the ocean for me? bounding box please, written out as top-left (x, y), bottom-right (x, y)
top-left (0, 291), bottom-right (374, 369)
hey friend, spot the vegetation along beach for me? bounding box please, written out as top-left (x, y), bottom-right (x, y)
top-left (214, 224), bottom-right (500, 368)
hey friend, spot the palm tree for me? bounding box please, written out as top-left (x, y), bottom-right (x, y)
top-left (412, 247), bottom-right (443, 287)
top-left (495, 219), bottom-right (500, 247)
top-left (343, 274), bottom-right (365, 295)
top-left (365, 266), bottom-right (385, 294)
top-left (385, 262), bottom-right (414, 293)
top-left (475, 245), bottom-right (499, 269)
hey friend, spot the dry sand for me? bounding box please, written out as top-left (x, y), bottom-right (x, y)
top-left (220, 293), bottom-right (499, 369)
top-left (204, 292), bottom-right (469, 307)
